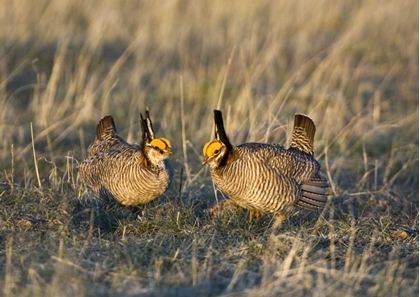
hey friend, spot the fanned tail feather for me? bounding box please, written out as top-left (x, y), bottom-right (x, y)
top-left (290, 114), bottom-right (316, 155)
top-left (96, 115), bottom-right (117, 141)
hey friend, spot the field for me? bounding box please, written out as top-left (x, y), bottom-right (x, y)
top-left (0, 0), bottom-right (418, 296)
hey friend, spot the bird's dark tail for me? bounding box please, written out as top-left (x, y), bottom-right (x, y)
top-left (96, 115), bottom-right (117, 141)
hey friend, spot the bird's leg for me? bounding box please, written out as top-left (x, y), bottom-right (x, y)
top-left (206, 199), bottom-right (240, 219)
top-left (272, 213), bottom-right (286, 230)
top-left (130, 204), bottom-right (145, 220)
top-left (249, 210), bottom-right (255, 223)
top-left (255, 210), bottom-right (262, 221)
top-left (249, 209), bottom-right (262, 224)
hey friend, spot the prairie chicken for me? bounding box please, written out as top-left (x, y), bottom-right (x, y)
top-left (78, 110), bottom-right (174, 206)
top-left (202, 110), bottom-right (329, 229)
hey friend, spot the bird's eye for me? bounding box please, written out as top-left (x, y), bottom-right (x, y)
top-left (214, 149), bottom-right (219, 154)
top-left (154, 146), bottom-right (160, 150)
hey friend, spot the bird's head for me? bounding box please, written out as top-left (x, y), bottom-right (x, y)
top-left (140, 109), bottom-right (173, 166)
top-left (202, 110), bottom-right (233, 169)
top-left (202, 140), bottom-right (229, 169)
top-left (145, 138), bottom-right (173, 164)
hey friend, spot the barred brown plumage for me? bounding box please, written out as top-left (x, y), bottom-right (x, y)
top-left (78, 110), bottom-right (174, 206)
top-left (202, 110), bottom-right (329, 229)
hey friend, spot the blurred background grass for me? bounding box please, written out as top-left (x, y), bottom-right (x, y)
top-left (0, 0), bottom-right (417, 181)
top-left (0, 0), bottom-right (418, 296)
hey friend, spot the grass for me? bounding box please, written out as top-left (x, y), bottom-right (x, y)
top-left (0, 0), bottom-right (418, 296)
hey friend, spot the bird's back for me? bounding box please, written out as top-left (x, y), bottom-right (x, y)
top-left (235, 142), bottom-right (319, 182)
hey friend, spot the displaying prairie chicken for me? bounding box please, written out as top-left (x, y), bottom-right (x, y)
top-left (78, 110), bottom-right (174, 206)
top-left (202, 110), bottom-right (329, 229)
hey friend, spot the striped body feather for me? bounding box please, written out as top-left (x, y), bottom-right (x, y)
top-left (210, 143), bottom-right (326, 217)
top-left (204, 111), bottom-right (329, 226)
top-left (79, 114), bottom-right (174, 206)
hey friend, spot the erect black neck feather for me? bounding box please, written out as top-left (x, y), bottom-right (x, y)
top-left (214, 110), bottom-right (233, 151)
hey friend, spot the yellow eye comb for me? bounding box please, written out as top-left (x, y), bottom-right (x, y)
top-left (202, 141), bottom-right (223, 157)
top-left (150, 138), bottom-right (171, 150)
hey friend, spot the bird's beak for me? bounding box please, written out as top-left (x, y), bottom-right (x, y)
top-left (165, 149), bottom-right (173, 156)
top-left (202, 157), bottom-right (208, 165)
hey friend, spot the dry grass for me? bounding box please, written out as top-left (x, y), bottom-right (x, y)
top-left (0, 0), bottom-right (418, 296)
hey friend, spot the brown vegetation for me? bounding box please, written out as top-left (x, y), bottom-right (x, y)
top-left (0, 0), bottom-right (418, 296)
